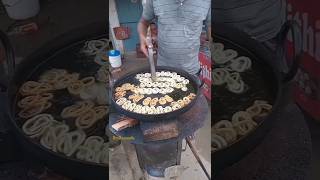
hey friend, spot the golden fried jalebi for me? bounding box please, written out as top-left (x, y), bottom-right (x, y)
top-left (18, 93), bottom-right (53, 108)
top-left (67, 80), bottom-right (84, 95)
top-left (61, 101), bottom-right (94, 118)
top-left (19, 81), bottom-right (53, 96)
top-left (53, 73), bottom-right (79, 90)
top-left (19, 101), bottom-right (52, 119)
top-left (94, 106), bottom-right (109, 119)
top-left (75, 109), bottom-right (98, 129)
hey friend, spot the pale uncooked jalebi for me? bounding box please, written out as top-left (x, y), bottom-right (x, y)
top-left (40, 122), bottom-right (69, 151)
top-left (213, 49), bottom-right (238, 64)
top-left (211, 134), bottom-right (228, 152)
top-left (82, 39), bottom-right (110, 56)
top-left (212, 101), bottom-right (273, 152)
top-left (226, 72), bottom-right (245, 94)
top-left (76, 136), bottom-right (107, 164)
top-left (214, 128), bottom-right (237, 144)
top-left (228, 56), bottom-right (252, 73)
top-left (56, 130), bottom-right (86, 157)
top-left (212, 42), bottom-right (253, 94)
top-left (95, 143), bottom-right (109, 164)
top-left (231, 111), bottom-right (257, 136)
top-left (22, 114), bottom-right (54, 138)
top-left (212, 68), bottom-right (230, 86)
top-left (212, 68), bottom-right (247, 94)
top-left (212, 120), bottom-right (237, 144)
top-left (17, 41), bottom-right (110, 166)
top-left (247, 100), bottom-right (273, 118)
top-left (211, 42), bottom-right (224, 53)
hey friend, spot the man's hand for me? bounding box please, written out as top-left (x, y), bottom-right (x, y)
top-left (140, 35), bottom-right (148, 57)
top-left (208, 26), bottom-right (212, 43)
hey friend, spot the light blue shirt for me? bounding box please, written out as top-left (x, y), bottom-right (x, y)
top-left (142, 0), bottom-right (211, 75)
top-left (212, 0), bottom-right (286, 42)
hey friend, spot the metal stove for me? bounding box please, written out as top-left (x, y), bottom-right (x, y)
top-left (109, 93), bottom-right (209, 177)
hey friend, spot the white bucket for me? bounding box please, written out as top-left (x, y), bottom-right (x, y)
top-left (109, 50), bottom-right (122, 68)
top-left (1, 0), bottom-right (40, 20)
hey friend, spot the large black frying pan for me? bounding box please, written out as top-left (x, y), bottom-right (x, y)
top-left (212, 21), bottom-right (302, 176)
top-left (110, 66), bottom-right (203, 121)
top-left (0, 23), bottom-right (108, 180)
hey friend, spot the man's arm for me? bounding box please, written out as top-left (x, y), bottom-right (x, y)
top-left (207, 25), bottom-right (212, 43)
top-left (138, 0), bottom-right (155, 57)
top-left (138, 18), bottom-right (151, 57)
top-left (206, 7), bottom-right (212, 43)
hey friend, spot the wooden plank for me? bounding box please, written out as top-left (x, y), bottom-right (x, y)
top-left (111, 117), bottom-right (139, 131)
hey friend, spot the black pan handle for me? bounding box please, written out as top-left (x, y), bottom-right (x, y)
top-left (276, 20), bottom-right (302, 83)
top-left (0, 30), bottom-right (16, 92)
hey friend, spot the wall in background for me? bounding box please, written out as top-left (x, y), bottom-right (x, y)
top-left (115, 0), bottom-right (143, 51)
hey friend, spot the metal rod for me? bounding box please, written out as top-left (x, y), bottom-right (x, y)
top-left (186, 137), bottom-right (211, 180)
top-left (146, 27), bottom-right (157, 81)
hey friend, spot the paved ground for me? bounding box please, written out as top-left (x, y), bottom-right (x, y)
top-left (304, 113), bottom-right (320, 180)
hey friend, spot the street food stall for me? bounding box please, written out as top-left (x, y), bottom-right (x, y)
top-left (108, 0), bottom-right (211, 179)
